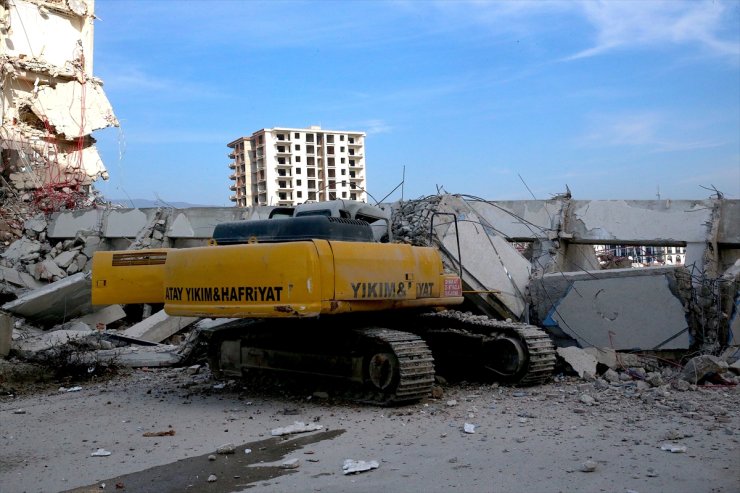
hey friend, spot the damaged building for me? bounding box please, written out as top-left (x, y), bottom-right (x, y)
top-left (0, 0), bottom-right (118, 242)
top-left (0, 194), bottom-right (737, 391)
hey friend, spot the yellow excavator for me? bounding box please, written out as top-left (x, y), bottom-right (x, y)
top-left (92, 201), bottom-right (555, 403)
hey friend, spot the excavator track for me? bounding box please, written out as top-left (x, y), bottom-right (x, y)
top-left (415, 311), bottom-right (556, 386)
top-left (358, 328), bottom-right (435, 405)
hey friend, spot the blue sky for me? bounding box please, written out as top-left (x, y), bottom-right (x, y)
top-left (91, 0), bottom-right (740, 206)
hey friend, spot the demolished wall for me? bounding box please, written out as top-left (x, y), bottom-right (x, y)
top-left (0, 0), bottom-right (118, 244)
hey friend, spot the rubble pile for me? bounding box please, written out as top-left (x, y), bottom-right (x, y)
top-left (390, 196), bottom-right (442, 245)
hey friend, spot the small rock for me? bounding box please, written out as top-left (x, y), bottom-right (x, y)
top-left (207, 474), bottom-right (217, 482)
top-left (12, 409), bottom-right (26, 414)
top-left (660, 443), bottom-right (687, 453)
top-left (579, 394), bottom-right (596, 406)
top-left (216, 443), bottom-right (235, 455)
top-left (603, 369), bottom-right (620, 383)
top-left (431, 386), bottom-right (444, 399)
top-left (580, 459), bottom-right (597, 472)
top-left (208, 455), bottom-right (216, 461)
top-left (281, 458), bottom-right (300, 469)
top-left (343, 459), bottom-right (379, 475)
top-left (447, 399), bottom-right (457, 407)
top-left (463, 423), bottom-right (475, 434)
top-left (312, 391), bottom-right (329, 399)
top-left (187, 365), bottom-right (201, 375)
top-left (646, 373), bottom-right (665, 387)
top-left (672, 379), bottom-right (691, 392)
top-left (91, 448), bottom-right (111, 457)
top-left (244, 448), bottom-right (252, 454)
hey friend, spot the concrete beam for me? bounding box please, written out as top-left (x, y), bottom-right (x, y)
top-left (121, 310), bottom-right (198, 343)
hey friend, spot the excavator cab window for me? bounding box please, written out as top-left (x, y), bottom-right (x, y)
top-left (295, 209), bottom-right (352, 219)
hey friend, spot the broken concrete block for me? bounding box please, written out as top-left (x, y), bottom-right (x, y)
top-left (53, 250), bottom-right (77, 269)
top-left (121, 310), bottom-right (197, 343)
top-left (271, 421), bottom-right (324, 436)
top-left (583, 347), bottom-right (618, 369)
top-left (1, 273), bottom-right (93, 327)
top-left (680, 355), bottom-right (724, 384)
top-left (76, 305), bottom-right (126, 328)
top-left (94, 345), bottom-right (181, 367)
top-left (0, 313), bottom-right (12, 357)
top-left (0, 265), bottom-right (43, 290)
top-left (557, 346), bottom-right (598, 379)
top-left (12, 328), bottom-right (93, 354)
top-left (35, 259), bottom-right (67, 281)
top-left (24, 216), bottom-right (47, 234)
top-left (1, 237), bottom-right (42, 263)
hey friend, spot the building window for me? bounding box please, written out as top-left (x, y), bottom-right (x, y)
top-left (307, 145), bottom-right (314, 154)
top-left (309, 192), bottom-right (316, 200)
top-left (329, 180), bottom-right (336, 189)
top-left (341, 158), bottom-right (345, 164)
top-left (277, 145), bottom-right (286, 153)
top-left (307, 157), bottom-right (315, 166)
top-left (306, 134), bottom-right (314, 143)
top-left (342, 192), bottom-right (347, 198)
top-left (341, 169), bottom-right (346, 175)
top-left (327, 146), bottom-right (334, 155)
top-left (278, 157), bottom-right (286, 164)
top-left (279, 192), bottom-right (287, 200)
top-left (340, 147), bottom-right (345, 152)
top-left (295, 144), bottom-right (301, 151)
top-left (308, 180), bottom-right (316, 189)
top-left (297, 191), bottom-right (303, 198)
top-left (296, 156), bottom-right (301, 163)
top-left (328, 157), bottom-right (335, 166)
top-left (327, 135), bottom-right (334, 143)
top-left (277, 134), bottom-right (285, 141)
top-left (294, 132), bottom-right (300, 139)
top-left (348, 137), bottom-right (354, 144)
top-left (328, 169), bottom-right (336, 178)
top-left (349, 149), bottom-right (355, 156)
top-left (279, 180), bottom-right (286, 188)
top-left (296, 167), bottom-right (302, 174)
top-left (307, 168), bottom-right (315, 177)
top-left (340, 135), bottom-right (345, 141)
top-left (297, 179), bottom-right (302, 186)
top-left (350, 193), bottom-right (357, 200)
top-left (349, 159), bottom-right (355, 166)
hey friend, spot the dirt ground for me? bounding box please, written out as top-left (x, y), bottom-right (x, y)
top-left (1, 368), bottom-right (738, 493)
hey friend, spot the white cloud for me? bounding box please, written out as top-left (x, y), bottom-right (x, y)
top-left (578, 111), bottom-right (728, 152)
top-left (567, 1), bottom-right (739, 60)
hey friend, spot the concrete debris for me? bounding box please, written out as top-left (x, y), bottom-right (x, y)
top-left (271, 421), bottom-right (324, 437)
top-left (2, 272), bottom-right (92, 326)
top-left (342, 459), bottom-right (379, 475)
top-left (207, 474), bottom-right (217, 483)
top-left (142, 429), bottom-right (175, 437)
top-left (680, 355), bottom-right (724, 384)
top-left (580, 460), bottom-right (598, 472)
top-left (76, 305), bottom-right (126, 328)
top-left (121, 310), bottom-right (198, 344)
top-left (280, 458), bottom-right (301, 469)
top-left (557, 347), bottom-right (598, 379)
top-left (583, 347), bottom-right (618, 370)
top-left (660, 444), bottom-right (687, 453)
top-left (94, 345), bottom-right (182, 368)
top-left (90, 448), bottom-right (111, 457)
top-left (216, 443), bottom-right (235, 455)
top-left (463, 423), bottom-right (476, 434)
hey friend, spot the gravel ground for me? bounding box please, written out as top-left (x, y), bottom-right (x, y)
top-left (1, 367), bottom-right (738, 493)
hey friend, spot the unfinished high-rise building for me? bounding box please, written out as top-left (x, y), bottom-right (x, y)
top-left (228, 126), bottom-right (367, 207)
top-left (0, 0), bottom-right (118, 236)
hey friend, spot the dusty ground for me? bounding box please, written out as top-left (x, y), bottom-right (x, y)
top-left (0, 368), bottom-right (738, 493)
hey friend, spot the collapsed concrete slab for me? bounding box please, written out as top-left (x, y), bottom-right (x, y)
top-left (0, 265), bottom-right (43, 290)
top-left (1, 272), bottom-right (93, 327)
top-left (531, 266), bottom-right (692, 350)
top-left (76, 305), bottom-right (126, 328)
top-left (95, 345), bottom-right (182, 367)
top-left (121, 310), bottom-right (198, 343)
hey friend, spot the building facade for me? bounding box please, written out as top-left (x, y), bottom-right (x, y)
top-left (228, 126), bottom-right (367, 207)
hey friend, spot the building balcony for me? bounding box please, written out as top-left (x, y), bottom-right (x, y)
top-left (229, 184), bottom-right (237, 191)
top-left (228, 162), bottom-right (236, 169)
top-left (229, 173), bottom-right (237, 180)
top-left (277, 184), bottom-right (294, 191)
top-left (348, 161), bottom-right (363, 168)
top-left (347, 152), bottom-right (364, 158)
top-left (228, 152), bottom-right (236, 159)
top-left (347, 141), bottom-right (362, 147)
top-left (349, 175), bottom-right (362, 181)
top-left (229, 195), bottom-right (237, 202)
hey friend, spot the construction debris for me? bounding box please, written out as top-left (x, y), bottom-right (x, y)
top-left (271, 422), bottom-right (324, 437)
